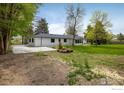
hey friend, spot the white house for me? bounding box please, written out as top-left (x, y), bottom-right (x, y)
top-left (28, 34), bottom-right (84, 47)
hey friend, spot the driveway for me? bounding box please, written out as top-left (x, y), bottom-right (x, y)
top-left (12, 45), bottom-right (56, 54)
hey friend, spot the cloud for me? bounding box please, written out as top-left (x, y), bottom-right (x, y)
top-left (48, 23), bottom-right (65, 35)
top-left (111, 18), bottom-right (124, 34)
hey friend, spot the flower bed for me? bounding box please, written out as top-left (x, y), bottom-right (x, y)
top-left (57, 48), bottom-right (73, 53)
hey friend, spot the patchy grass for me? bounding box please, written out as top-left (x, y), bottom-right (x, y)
top-left (47, 44), bottom-right (124, 85)
top-left (34, 51), bottom-right (48, 57)
top-left (67, 59), bottom-right (104, 85)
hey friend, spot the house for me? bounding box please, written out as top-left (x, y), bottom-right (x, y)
top-left (28, 33), bottom-right (84, 47)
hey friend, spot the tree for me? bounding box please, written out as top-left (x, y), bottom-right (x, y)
top-left (65, 25), bottom-right (76, 35)
top-left (117, 33), bottom-right (124, 42)
top-left (94, 21), bottom-right (107, 45)
top-left (35, 18), bottom-right (49, 34)
top-left (22, 25), bottom-right (34, 44)
top-left (65, 4), bottom-right (85, 46)
top-left (90, 11), bottom-right (112, 28)
top-left (0, 4), bottom-right (38, 54)
top-left (84, 11), bottom-right (112, 45)
top-left (84, 25), bottom-right (94, 44)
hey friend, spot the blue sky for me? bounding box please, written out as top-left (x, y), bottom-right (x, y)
top-left (34, 3), bottom-right (124, 35)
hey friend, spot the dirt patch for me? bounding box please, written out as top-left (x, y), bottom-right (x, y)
top-left (114, 56), bottom-right (124, 63)
top-left (0, 53), bottom-right (70, 85)
top-left (0, 53), bottom-right (124, 85)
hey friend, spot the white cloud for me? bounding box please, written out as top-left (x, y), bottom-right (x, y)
top-left (48, 23), bottom-right (65, 35)
top-left (48, 23), bottom-right (84, 36)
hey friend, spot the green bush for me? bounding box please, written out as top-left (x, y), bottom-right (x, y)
top-left (68, 77), bottom-right (78, 85)
top-left (68, 58), bottom-right (104, 85)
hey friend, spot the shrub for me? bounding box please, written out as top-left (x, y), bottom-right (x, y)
top-left (68, 77), bottom-right (78, 85)
top-left (68, 58), bottom-right (104, 85)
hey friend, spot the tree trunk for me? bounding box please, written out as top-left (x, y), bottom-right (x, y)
top-left (0, 31), bottom-right (10, 55)
top-left (4, 32), bottom-right (9, 54)
top-left (72, 17), bottom-right (76, 46)
top-left (22, 36), bottom-right (24, 44)
top-left (0, 34), bottom-right (4, 55)
top-left (72, 34), bottom-right (75, 46)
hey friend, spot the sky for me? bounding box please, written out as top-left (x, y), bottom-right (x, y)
top-left (34, 3), bottom-right (124, 35)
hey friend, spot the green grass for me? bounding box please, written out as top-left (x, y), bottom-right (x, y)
top-left (65, 44), bottom-right (124, 55)
top-left (47, 44), bottom-right (124, 70)
top-left (47, 44), bottom-right (124, 85)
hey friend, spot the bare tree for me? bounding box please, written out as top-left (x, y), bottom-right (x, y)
top-left (65, 4), bottom-right (85, 46)
top-left (90, 11), bottom-right (112, 29)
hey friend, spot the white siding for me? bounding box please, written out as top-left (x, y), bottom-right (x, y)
top-left (34, 38), bottom-right (41, 46)
top-left (34, 37), bottom-right (83, 47)
top-left (41, 38), bottom-right (71, 47)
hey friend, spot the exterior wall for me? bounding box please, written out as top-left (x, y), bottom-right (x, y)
top-left (41, 38), bottom-right (71, 47)
top-left (33, 37), bottom-right (83, 47)
top-left (34, 38), bottom-right (41, 46)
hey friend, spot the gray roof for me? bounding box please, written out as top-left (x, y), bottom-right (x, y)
top-left (33, 34), bottom-right (83, 39)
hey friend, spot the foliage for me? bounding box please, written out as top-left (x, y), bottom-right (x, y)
top-left (84, 11), bottom-right (113, 45)
top-left (0, 4), bottom-right (39, 54)
top-left (68, 73), bottom-right (78, 85)
top-left (90, 10), bottom-right (112, 28)
top-left (11, 36), bottom-right (22, 45)
top-left (65, 25), bottom-right (77, 35)
top-left (65, 4), bottom-right (85, 46)
top-left (117, 33), bottom-right (124, 42)
top-left (0, 4), bottom-right (38, 36)
top-left (68, 59), bottom-right (104, 85)
top-left (84, 25), bottom-right (94, 44)
top-left (35, 18), bottom-right (49, 34)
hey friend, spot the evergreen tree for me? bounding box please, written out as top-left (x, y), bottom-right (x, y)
top-left (35, 18), bottom-right (49, 34)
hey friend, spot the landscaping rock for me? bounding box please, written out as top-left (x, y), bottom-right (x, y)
top-left (57, 48), bottom-right (73, 53)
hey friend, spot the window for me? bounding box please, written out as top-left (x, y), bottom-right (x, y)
top-left (75, 39), bottom-right (82, 43)
top-left (64, 39), bottom-right (67, 42)
top-left (75, 40), bottom-right (78, 43)
top-left (79, 39), bottom-right (81, 43)
top-left (58, 38), bottom-right (61, 42)
top-left (32, 38), bottom-right (34, 43)
top-left (29, 39), bottom-right (31, 42)
top-left (51, 38), bottom-right (55, 43)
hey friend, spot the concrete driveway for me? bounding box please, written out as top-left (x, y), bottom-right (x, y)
top-left (12, 45), bottom-right (56, 54)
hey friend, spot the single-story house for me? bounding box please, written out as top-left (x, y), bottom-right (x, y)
top-left (28, 34), bottom-right (84, 47)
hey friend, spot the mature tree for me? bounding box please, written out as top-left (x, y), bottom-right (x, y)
top-left (65, 4), bottom-right (85, 46)
top-left (84, 11), bottom-right (112, 45)
top-left (65, 25), bottom-right (77, 35)
top-left (84, 25), bottom-right (94, 44)
top-left (117, 33), bottom-right (124, 42)
top-left (35, 18), bottom-right (49, 34)
top-left (93, 21), bottom-right (107, 45)
top-left (90, 11), bottom-right (112, 28)
top-left (22, 25), bottom-right (34, 44)
top-left (0, 4), bottom-right (38, 54)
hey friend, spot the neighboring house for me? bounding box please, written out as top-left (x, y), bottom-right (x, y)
top-left (28, 34), bottom-right (84, 47)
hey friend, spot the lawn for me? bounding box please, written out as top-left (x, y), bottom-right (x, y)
top-left (47, 44), bottom-right (124, 85)
top-left (66, 44), bottom-right (124, 55)
top-left (0, 44), bottom-right (124, 85)
top-left (49, 44), bottom-right (124, 69)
